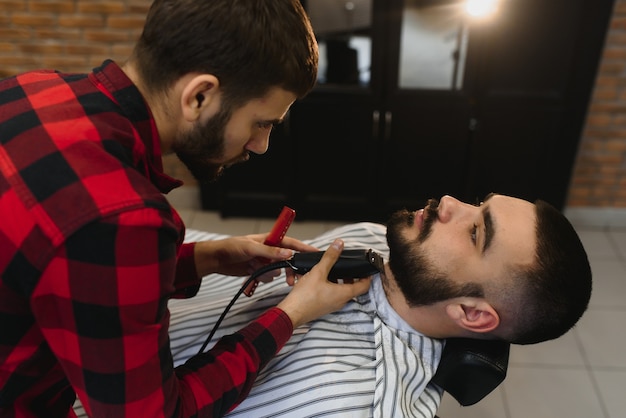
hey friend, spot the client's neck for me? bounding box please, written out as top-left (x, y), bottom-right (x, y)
top-left (381, 264), bottom-right (466, 339)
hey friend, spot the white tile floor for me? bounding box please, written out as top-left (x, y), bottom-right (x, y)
top-left (173, 202), bottom-right (626, 418)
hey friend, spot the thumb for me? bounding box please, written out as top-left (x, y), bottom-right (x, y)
top-left (315, 239), bottom-right (344, 276)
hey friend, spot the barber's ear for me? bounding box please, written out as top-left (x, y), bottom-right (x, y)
top-left (445, 300), bottom-right (499, 334)
top-left (180, 74), bottom-right (220, 122)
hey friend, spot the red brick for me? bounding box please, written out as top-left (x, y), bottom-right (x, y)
top-left (605, 139), bottom-right (626, 151)
top-left (594, 75), bottom-right (620, 87)
top-left (588, 102), bottom-right (626, 113)
top-left (613, 115), bottom-right (626, 125)
top-left (0, 28), bottom-right (31, 41)
top-left (35, 28), bottom-right (81, 40)
top-left (127, 1), bottom-right (150, 14)
top-left (29, 1), bottom-right (75, 13)
top-left (610, 16), bottom-right (626, 30)
top-left (0, 55), bottom-right (39, 66)
top-left (605, 31), bottom-right (626, 45)
top-left (614, 1), bottom-right (626, 15)
top-left (597, 61), bottom-right (625, 75)
top-left (584, 127), bottom-right (626, 138)
top-left (58, 15), bottom-right (105, 28)
top-left (0, 0), bottom-right (26, 12)
top-left (11, 13), bottom-right (56, 26)
top-left (83, 29), bottom-right (132, 43)
top-left (602, 47), bottom-right (626, 60)
top-left (77, 2), bottom-right (125, 14)
top-left (19, 43), bottom-right (64, 54)
top-left (0, 42), bottom-right (16, 52)
top-left (66, 44), bottom-right (109, 56)
top-left (593, 87), bottom-right (620, 101)
top-left (41, 56), bottom-right (89, 70)
top-left (107, 15), bottom-right (145, 29)
top-left (111, 44), bottom-right (133, 57)
top-left (585, 113), bottom-right (613, 127)
top-left (88, 56), bottom-right (113, 68)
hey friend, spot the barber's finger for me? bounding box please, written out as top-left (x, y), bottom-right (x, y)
top-left (341, 276), bottom-right (372, 297)
top-left (312, 239), bottom-right (344, 275)
top-left (279, 236), bottom-right (319, 253)
top-left (258, 246), bottom-right (293, 261)
top-left (285, 268), bottom-right (297, 286)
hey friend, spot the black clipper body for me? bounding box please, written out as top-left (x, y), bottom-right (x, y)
top-left (288, 249), bottom-right (384, 282)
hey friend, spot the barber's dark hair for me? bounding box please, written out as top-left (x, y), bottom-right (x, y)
top-left (131, 0), bottom-right (318, 106)
top-left (508, 199), bottom-right (592, 345)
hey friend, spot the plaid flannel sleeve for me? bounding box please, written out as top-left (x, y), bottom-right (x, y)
top-left (30, 207), bottom-right (293, 417)
top-left (173, 242), bottom-right (202, 298)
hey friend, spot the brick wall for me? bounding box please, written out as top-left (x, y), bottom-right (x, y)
top-left (1, 0), bottom-right (625, 208)
top-left (0, 0), bottom-right (197, 185)
top-left (568, 0), bottom-right (626, 207)
top-left (0, 0), bottom-right (149, 74)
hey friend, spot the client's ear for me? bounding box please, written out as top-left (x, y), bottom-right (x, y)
top-left (445, 300), bottom-right (499, 334)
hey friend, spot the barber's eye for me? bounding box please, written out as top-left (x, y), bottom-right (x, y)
top-left (471, 224), bottom-right (478, 244)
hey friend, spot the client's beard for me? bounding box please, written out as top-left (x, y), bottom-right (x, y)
top-left (385, 199), bottom-right (484, 306)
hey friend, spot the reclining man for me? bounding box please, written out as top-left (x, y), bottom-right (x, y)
top-left (104, 192), bottom-right (590, 418)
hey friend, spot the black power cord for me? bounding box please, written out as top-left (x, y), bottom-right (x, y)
top-left (195, 249), bottom-right (384, 355)
top-left (197, 260), bottom-right (291, 355)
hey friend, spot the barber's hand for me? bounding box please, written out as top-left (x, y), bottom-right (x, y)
top-left (193, 234), bottom-right (317, 278)
top-left (276, 239), bottom-right (372, 329)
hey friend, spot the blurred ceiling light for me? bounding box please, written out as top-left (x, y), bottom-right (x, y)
top-left (465, 0), bottom-right (500, 18)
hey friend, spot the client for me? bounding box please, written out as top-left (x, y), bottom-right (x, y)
top-left (75, 193), bottom-right (590, 417)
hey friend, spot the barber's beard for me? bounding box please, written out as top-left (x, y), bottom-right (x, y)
top-left (385, 198), bottom-right (483, 306)
top-left (172, 107), bottom-right (249, 183)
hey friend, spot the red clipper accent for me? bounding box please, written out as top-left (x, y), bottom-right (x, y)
top-left (244, 206), bottom-right (296, 297)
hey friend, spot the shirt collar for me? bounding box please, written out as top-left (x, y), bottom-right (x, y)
top-left (89, 60), bottom-right (183, 193)
top-left (369, 274), bottom-right (419, 334)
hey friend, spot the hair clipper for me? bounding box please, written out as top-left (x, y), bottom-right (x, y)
top-left (287, 249), bottom-right (384, 283)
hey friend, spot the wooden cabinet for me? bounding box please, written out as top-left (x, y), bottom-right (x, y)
top-left (202, 0), bottom-right (614, 222)
top-left (462, 0), bottom-right (614, 208)
top-left (288, 91), bottom-right (380, 220)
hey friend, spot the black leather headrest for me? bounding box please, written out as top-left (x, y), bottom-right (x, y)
top-left (431, 338), bottom-right (510, 406)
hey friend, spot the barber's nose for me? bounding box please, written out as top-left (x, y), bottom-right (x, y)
top-left (246, 131), bottom-right (271, 155)
top-left (437, 195), bottom-right (467, 223)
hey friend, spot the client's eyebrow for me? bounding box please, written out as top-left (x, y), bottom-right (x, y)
top-left (481, 193), bottom-right (496, 254)
top-left (483, 207), bottom-right (494, 254)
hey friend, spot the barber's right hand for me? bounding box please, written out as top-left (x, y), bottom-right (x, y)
top-left (276, 239), bottom-right (372, 329)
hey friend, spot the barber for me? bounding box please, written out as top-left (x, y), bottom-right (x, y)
top-left (0, 0), bottom-right (371, 416)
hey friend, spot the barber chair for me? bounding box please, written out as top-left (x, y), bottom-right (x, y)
top-left (432, 337), bottom-right (510, 415)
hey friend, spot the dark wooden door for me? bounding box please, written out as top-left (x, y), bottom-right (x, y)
top-left (203, 0), bottom-right (613, 220)
top-left (464, 0), bottom-right (614, 209)
top-left (374, 0), bottom-right (477, 219)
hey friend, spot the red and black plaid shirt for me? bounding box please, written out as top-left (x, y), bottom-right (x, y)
top-left (0, 60), bottom-right (293, 417)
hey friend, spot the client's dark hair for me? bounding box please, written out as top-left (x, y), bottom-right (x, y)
top-left (508, 200), bottom-right (592, 344)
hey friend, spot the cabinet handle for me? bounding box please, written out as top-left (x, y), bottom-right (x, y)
top-left (384, 111), bottom-right (392, 141)
top-left (469, 117), bottom-right (478, 131)
top-left (372, 110), bottom-right (380, 138)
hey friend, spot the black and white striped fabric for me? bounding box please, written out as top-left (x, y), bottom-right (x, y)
top-left (75, 222), bottom-right (444, 417)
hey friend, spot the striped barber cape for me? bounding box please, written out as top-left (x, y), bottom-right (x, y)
top-left (75, 222), bottom-right (444, 417)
